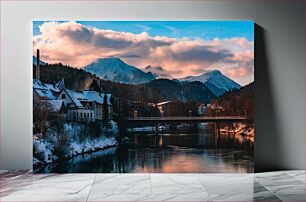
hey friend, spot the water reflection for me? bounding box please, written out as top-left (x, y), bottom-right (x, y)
top-left (36, 127), bottom-right (254, 173)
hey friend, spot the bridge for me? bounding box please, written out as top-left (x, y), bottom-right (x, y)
top-left (125, 116), bottom-right (247, 124)
top-left (125, 116), bottom-right (247, 136)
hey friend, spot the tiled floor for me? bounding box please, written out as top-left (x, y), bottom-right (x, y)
top-left (0, 170), bottom-right (305, 202)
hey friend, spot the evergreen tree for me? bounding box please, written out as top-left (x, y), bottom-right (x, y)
top-left (102, 92), bottom-right (111, 129)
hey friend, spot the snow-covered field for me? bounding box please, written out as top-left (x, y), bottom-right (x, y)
top-left (33, 121), bottom-right (118, 167)
top-left (68, 136), bottom-right (117, 157)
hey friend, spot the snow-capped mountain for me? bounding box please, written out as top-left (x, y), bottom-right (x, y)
top-left (84, 58), bottom-right (155, 84)
top-left (180, 70), bottom-right (240, 97)
top-left (33, 56), bottom-right (45, 65)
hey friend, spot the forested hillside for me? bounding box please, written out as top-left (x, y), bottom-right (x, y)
top-left (205, 82), bottom-right (254, 121)
top-left (34, 63), bottom-right (215, 103)
top-left (35, 63), bottom-right (96, 90)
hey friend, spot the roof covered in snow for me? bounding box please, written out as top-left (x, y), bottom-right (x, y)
top-left (33, 79), bottom-right (61, 92)
top-left (63, 89), bottom-right (111, 109)
top-left (156, 101), bottom-right (172, 106)
top-left (34, 88), bottom-right (56, 100)
top-left (83, 90), bottom-right (111, 105)
top-left (33, 79), bottom-right (66, 100)
top-left (41, 100), bottom-right (65, 112)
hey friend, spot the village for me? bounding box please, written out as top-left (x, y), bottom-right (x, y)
top-left (33, 51), bottom-right (214, 124)
top-left (33, 78), bottom-right (113, 123)
top-left (32, 49), bottom-right (254, 172)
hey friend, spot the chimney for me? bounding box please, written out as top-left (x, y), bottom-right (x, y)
top-left (36, 49), bottom-right (40, 80)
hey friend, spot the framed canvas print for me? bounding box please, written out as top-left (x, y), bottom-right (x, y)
top-left (33, 21), bottom-right (254, 173)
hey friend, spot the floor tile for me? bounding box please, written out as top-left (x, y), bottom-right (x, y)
top-left (150, 174), bottom-right (208, 195)
top-left (0, 194), bottom-right (88, 202)
top-left (210, 194), bottom-right (253, 201)
top-left (253, 194), bottom-right (282, 202)
top-left (210, 194), bottom-right (282, 202)
top-left (275, 194), bottom-right (306, 202)
top-left (1, 170), bottom-right (306, 202)
top-left (0, 170), bottom-right (8, 174)
top-left (286, 170), bottom-right (306, 183)
top-left (1, 172), bottom-right (52, 196)
top-left (253, 181), bottom-right (274, 195)
top-left (88, 194), bottom-right (211, 202)
top-left (90, 174), bottom-right (151, 195)
top-left (256, 173), bottom-right (305, 195)
top-left (197, 173), bottom-right (255, 195)
top-left (1, 173), bottom-right (96, 196)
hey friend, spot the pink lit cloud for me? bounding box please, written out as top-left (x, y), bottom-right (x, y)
top-left (33, 21), bottom-right (254, 85)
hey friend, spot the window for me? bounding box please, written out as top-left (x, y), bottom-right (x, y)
top-left (62, 94), bottom-right (66, 99)
top-left (90, 113), bottom-right (92, 118)
top-left (80, 113), bottom-right (82, 118)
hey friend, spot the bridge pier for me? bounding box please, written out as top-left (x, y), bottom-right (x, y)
top-left (155, 123), bottom-right (159, 135)
top-left (215, 122), bottom-right (221, 146)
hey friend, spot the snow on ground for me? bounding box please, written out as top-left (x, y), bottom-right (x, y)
top-left (33, 121), bottom-right (119, 166)
top-left (33, 137), bottom-right (56, 166)
top-left (67, 136), bottom-right (117, 158)
top-left (33, 136), bottom-right (118, 166)
top-left (219, 123), bottom-right (254, 138)
top-left (103, 120), bottom-right (119, 133)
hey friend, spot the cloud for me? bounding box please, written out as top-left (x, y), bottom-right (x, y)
top-left (118, 54), bottom-right (142, 58)
top-left (135, 24), bottom-right (151, 32)
top-left (33, 21), bottom-right (254, 85)
top-left (144, 65), bottom-right (172, 78)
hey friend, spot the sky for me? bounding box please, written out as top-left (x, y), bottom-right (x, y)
top-left (33, 21), bottom-right (254, 85)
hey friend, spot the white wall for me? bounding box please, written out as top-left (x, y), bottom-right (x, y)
top-left (1, 0), bottom-right (305, 170)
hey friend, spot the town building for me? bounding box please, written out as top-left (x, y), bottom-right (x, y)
top-left (197, 104), bottom-right (207, 115)
top-left (33, 50), bottom-right (112, 122)
top-left (57, 88), bottom-right (112, 122)
top-left (156, 101), bottom-right (173, 117)
top-left (33, 78), bottom-right (112, 122)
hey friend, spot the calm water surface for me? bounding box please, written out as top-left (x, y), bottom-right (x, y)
top-left (36, 127), bottom-right (254, 173)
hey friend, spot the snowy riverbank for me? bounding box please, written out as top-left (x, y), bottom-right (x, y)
top-left (33, 121), bottom-right (119, 167)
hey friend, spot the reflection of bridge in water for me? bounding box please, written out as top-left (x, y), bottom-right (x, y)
top-left (125, 116), bottom-right (248, 141)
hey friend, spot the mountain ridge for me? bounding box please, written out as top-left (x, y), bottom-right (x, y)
top-left (34, 55), bottom-right (242, 98)
top-left (180, 70), bottom-right (240, 96)
top-left (144, 78), bottom-right (216, 103)
top-left (84, 57), bottom-right (155, 84)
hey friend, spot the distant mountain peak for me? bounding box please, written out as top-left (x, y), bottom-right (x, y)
top-left (145, 71), bottom-right (154, 75)
top-left (207, 70), bottom-right (221, 74)
top-left (84, 57), bottom-right (156, 84)
top-left (180, 70), bottom-right (240, 97)
top-left (97, 57), bottom-right (122, 62)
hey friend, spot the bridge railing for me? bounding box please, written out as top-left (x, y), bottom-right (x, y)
top-left (125, 116), bottom-right (247, 121)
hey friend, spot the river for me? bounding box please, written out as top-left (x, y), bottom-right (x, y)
top-left (36, 125), bottom-right (254, 173)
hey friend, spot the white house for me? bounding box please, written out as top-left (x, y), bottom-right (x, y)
top-left (33, 78), bottom-right (112, 122)
top-left (57, 89), bottom-right (112, 122)
top-left (197, 104), bottom-right (206, 115)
